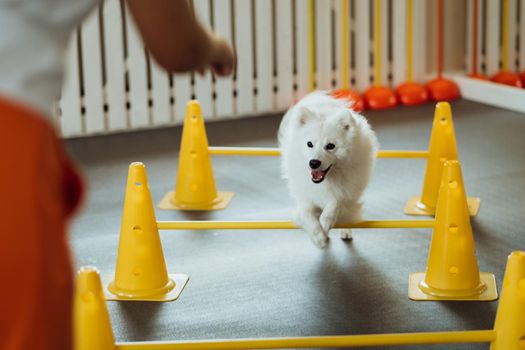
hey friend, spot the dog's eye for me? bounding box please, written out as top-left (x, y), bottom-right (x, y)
top-left (325, 143), bottom-right (336, 150)
top-left (307, 141), bottom-right (313, 148)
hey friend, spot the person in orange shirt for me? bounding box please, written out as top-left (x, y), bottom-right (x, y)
top-left (0, 1), bottom-right (234, 349)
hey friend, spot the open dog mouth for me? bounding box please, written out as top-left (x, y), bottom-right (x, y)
top-left (311, 165), bottom-right (332, 184)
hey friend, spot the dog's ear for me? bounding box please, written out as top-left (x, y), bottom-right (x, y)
top-left (335, 109), bottom-right (356, 131)
top-left (296, 107), bottom-right (316, 126)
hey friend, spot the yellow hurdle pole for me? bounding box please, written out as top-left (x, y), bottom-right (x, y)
top-left (209, 147), bottom-right (282, 156)
top-left (157, 220), bottom-right (435, 231)
top-left (374, 0), bottom-right (382, 86)
top-left (208, 147), bottom-right (429, 159)
top-left (308, 0), bottom-right (316, 91)
top-left (341, 0), bottom-right (350, 90)
top-left (377, 150), bottom-right (429, 158)
top-left (406, 0), bottom-right (413, 82)
top-left (501, 0), bottom-right (508, 70)
top-left (115, 330), bottom-right (495, 350)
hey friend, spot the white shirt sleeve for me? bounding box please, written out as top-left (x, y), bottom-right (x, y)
top-left (0, 0), bottom-right (99, 117)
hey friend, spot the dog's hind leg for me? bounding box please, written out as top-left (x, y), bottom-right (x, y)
top-left (339, 229), bottom-right (353, 241)
top-left (337, 201), bottom-right (362, 242)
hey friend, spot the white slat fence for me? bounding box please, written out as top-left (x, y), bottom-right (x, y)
top-left (56, 0), bottom-right (435, 138)
top-left (466, 0), bottom-right (524, 78)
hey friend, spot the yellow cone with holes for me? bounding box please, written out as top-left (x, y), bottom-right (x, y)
top-left (159, 100), bottom-right (233, 210)
top-left (490, 251), bottom-right (525, 350)
top-left (74, 267), bottom-right (115, 350)
top-left (107, 162), bottom-right (188, 302)
top-left (405, 102), bottom-right (480, 216)
top-left (408, 160), bottom-right (497, 301)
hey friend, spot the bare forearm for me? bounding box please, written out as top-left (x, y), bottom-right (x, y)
top-left (126, 0), bottom-right (212, 72)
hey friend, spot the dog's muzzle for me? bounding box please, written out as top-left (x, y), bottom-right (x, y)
top-left (311, 164), bottom-right (332, 184)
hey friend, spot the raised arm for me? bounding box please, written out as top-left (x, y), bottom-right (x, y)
top-left (126, 0), bottom-right (234, 76)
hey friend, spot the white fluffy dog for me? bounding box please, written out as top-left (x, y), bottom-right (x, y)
top-left (278, 91), bottom-right (379, 248)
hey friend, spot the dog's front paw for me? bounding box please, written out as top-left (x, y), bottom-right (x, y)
top-left (339, 229), bottom-right (353, 241)
top-left (309, 231), bottom-right (330, 248)
top-left (319, 214), bottom-right (336, 233)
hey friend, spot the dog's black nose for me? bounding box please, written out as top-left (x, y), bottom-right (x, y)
top-left (309, 159), bottom-right (322, 169)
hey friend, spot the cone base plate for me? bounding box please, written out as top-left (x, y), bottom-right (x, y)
top-left (404, 196), bottom-right (480, 217)
top-left (408, 272), bottom-right (497, 301)
top-left (103, 273), bottom-right (189, 302)
top-left (158, 191), bottom-right (234, 211)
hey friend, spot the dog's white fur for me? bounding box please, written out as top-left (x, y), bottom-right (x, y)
top-left (278, 91), bottom-right (379, 248)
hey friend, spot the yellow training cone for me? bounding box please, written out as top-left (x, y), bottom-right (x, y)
top-left (74, 267), bottom-right (115, 350)
top-left (409, 160), bottom-right (497, 301)
top-left (106, 162), bottom-right (188, 302)
top-left (490, 251), bottom-right (525, 350)
top-left (405, 102), bottom-right (480, 216)
top-left (159, 100), bottom-right (234, 210)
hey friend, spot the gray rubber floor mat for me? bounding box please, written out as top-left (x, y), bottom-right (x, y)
top-left (67, 99), bottom-right (525, 350)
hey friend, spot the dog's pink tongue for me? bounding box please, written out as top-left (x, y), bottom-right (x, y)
top-left (311, 170), bottom-right (324, 181)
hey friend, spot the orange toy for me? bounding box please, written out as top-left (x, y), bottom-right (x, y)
top-left (491, 71), bottom-right (522, 87)
top-left (331, 89), bottom-right (364, 112)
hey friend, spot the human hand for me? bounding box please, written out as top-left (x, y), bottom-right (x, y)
top-left (128, 0), bottom-right (236, 76)
top-left (198, 34), bottom-right (235, 77)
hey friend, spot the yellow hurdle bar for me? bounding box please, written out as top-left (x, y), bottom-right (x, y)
top-left (116, 330), bottom-right (495, 349)
top-left (157, 220), bottom-right (435, 231)
top-left (208, 147), bottom-right (429, 159)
